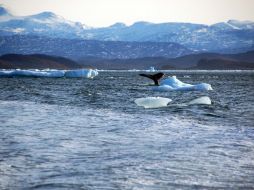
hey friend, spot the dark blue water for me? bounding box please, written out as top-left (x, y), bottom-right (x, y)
top-left (0, 71), bottom-right (254, 189)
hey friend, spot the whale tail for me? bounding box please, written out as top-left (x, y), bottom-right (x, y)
top-left (139, 72), bottom-right (164, 85)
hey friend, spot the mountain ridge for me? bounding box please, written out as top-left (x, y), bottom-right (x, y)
top-left (0, 35), bottom-right (192, 59)
top-left (0, 6), bottom-right (254, 54)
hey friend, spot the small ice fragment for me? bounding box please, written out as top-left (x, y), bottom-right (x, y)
top-left (188, 96), bottom-right (212, 105)
top-left (135, 97), bottom-right (172, 108)
top-left (147, 66), bottom-right (156, 72)
top-left (193, 83), bottom-right (213, 91)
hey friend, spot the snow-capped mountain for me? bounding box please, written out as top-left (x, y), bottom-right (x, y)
top-left (0, 6), bottom-right (11, 16)
top-left (0, 6), bottom-right (254, 54)
top-left (84, 20), bottom-right (254, 53)
top-left (227, 20), bottom-right (254, 30)
top-left (0, 7), bottom-right (85, 38)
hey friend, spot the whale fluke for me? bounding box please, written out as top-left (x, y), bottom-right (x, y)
top-left (139, 72), bottom-right (164, 85)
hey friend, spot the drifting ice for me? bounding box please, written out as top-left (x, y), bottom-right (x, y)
top-left (0, 69), bottom-right (98, 78)
top-left (188, 96), bottom-right (212, 105)
top-left (135, 96), bottom-right (212, 108)
top-left (147, 66), bottom-right (156, 72)
top-left (153, 76), bottom-right (212, 91)
top-left (65, 69), bottom-right (98, 78)
top-left (134, 97), bottom-right (172, 108)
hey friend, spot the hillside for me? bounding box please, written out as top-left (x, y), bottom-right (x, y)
top-left (191, 58), bottom-right (254, 70)
top-left (0, 54), bottom-right (84, 69)
top-left (158, 50), bottom-right (254, 69)
top-left (1, 51), bottom-right (253, 71)
top-left (77, 51), bottom-right (254, 70)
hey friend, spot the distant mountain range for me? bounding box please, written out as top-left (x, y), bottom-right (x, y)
top-left (0, 6), bottom-right (254, 70)
top-left (0, 35), bottom-right (191, 59)
top-left (1, 51), bottom-right (253, 70)
top-left (83, 20), bottom-right (254, 53)
top-left (0, 6), bottom-right (254, 56)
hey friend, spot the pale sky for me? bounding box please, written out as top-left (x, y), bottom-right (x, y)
top-left (1, 0), bottom-right (254, 27)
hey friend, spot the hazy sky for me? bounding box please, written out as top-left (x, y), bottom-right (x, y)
top-left (1, 0), bottom-right (254, 27)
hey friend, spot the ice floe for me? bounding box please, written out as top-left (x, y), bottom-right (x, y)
top-left (65, 69), bottom-right (98, 78)
top-left (0, 69), bottom-right (98, 78)
top-left (188, 96), bottom-right (212, 105)
top-left (135, 96), bottom-right (212, 108)
top-left (134, 97), bottom-right (172, 108)
top-left (153, 76), bottom-right (212, 91)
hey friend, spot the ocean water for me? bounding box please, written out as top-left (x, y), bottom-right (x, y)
top-left (0, 71), bottom-right (254, 189)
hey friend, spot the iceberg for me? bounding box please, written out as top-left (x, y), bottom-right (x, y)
top-left (135, 96), bottom-right (212, 109)
top-left (153, 76), bottom-right (212, 91)
top-left (13, 69), bottom-right (65, 77)
top-left (65, 69), bottom-right (98, 78)
top-left (134, 97), bottom-right (172, 108)
top-left (188, 96), bottom-right (212, 105)
top-left (135, 96), bottom-right (212, 108)
top-left (147, 66), bottom-right (156, 72)
top-left (0, 69), bottom-right (98, 78)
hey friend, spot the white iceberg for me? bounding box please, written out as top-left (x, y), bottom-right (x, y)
top-left (14, 69), bottom-right (65, 77)
top-left (147, 66), bottom-right (156, 72)
top-left (65, 69), bottom-right (98, 78)
top-left (188, 96), bottom-right (212, 105)
top-left (153, 76), bottom-right (212, 91)
top-left (0, 69), bottom-right (98, 78)
top-left (135, 96), bottom-right (212, 108)
top-left (134, 97), bottom-right (172, 108)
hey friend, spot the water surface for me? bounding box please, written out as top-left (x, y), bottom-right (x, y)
top-left (0, 71), bottom-right (254, 189)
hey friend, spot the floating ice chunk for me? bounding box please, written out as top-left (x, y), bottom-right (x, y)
top-left (91, 69), bottom-right (99, 78)
top-left (153, 76), bottom-right (212, 91)
top-left (65, 69), bottom-right (98, 78)
top-left (193, 83), bottom-right (213, 91)
top-left (135, 97), bottom-right (172, 108)
top-left (14, 69), bottom-right (65, 77)
top-left (0, 70), bottom-right (12, 77)
top-left (188, 96), bottom-right (212, 105)
top-left (146, 66), bottom-right (156, 72)
top-left (0, 69), bottom-right (98, 78)
top-left (160, 76), bottom-right (192, 87)
top-left (152, 85), bottom-right (174, 92)
top-left (0, 69), bottom-right (65, 77)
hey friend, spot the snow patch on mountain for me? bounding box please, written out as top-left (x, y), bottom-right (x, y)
top-left (227, 20), bottom-right (254, 29)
